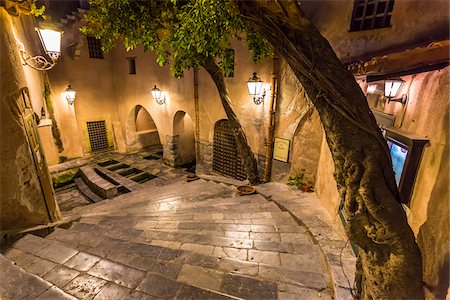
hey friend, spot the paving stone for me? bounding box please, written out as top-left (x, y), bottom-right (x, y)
top-left (180, 243), bottom-right (214, 255)
top-left (12, 234), bottom-right (53, 254)
top-left (64, 252), bottom-right (102, 271)
top-left (177, 264), bottom-right (223, 291)
top-left (220, 224), bottom-right (251, 232)
top-left (128, 290), bottom-right (158, 300)
top-left (223, 231), bottom-right (250, 239)
top-left (254, 240), bottom-right (294, 253)
top-left (278, 283), bottom-right (332, 300)
top-left (173, 252), bottom-right (220, 269)
top-left (0, 254), bottom-right (52, 299)
top-left (250, 232), bottom-right (281, 242)
top-left (34, 286), bottom-right (78, 300)
top-left (137, 273), bottom-right (182, 298)
top-left (10, 251), bottom-right (41, 269)
top-left (23, 258), bottom-right (57, 276)
top-left (248, 250), bottom-right (281, 267)
top-left (259, 265), bottom-right (327, 289)
top-left (43, 265), bottom-right (80, 288)
top-left (35, 242), bottom-right (78, 264)
top-left (210, 237), bottom-right (253, 249)
top-left (280, 232), bottom-right (312, 244)
top-left (251, 224), bottom-right (277, 233)
top-left (175, 284), bottom-right (232, 299)
top-left (93, 283), bottom-right (132, 300)
top-left (282, 246), bottom-right (324, 271)
top-left (64, 274), bottom-right (108, 299)
top-left (212, 247), bottom-right (248, 260)
top-left (220, 273), bottom-right (277, 300)
top-left (148, 261), bottom-right (182, 279)
top-left (218, 258), bottom-right (259, 276)
top-left (87, 259), bottom-right (146, 289)
top-left (150, 240), bottom-right (182, 249)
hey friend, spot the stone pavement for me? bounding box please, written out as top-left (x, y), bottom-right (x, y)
top-left (1, 158), bottom-right (356, 299)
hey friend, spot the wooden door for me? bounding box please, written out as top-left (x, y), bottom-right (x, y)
top-left (21, 91), bottom-right (57, 222)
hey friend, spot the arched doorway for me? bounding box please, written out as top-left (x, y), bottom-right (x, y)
top-left (165, 111), bottom-right (195, 167)
top-left (212, 119), bottom-right (247, 180)
top-left (126, 105), bottom-right (161, 151)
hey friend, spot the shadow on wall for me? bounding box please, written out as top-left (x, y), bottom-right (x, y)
top-left (417, 107), bottom-right (449, 299)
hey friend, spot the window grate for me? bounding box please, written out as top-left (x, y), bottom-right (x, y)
top-left (350, 0), bottom-right (394, 31)
top-left (87, 36), bottom-right (104, 59)
top-left (213, 120), bottom-right (247, 180)
top-left (87, 121), bottom-right (109, 152)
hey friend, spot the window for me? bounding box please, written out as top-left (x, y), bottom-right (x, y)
top-left (127, 57), bottom-right (136, 74)
top-left (87, 36), bottom-right (104, 59)
top-left (350, 0), bottom-right (395, 31)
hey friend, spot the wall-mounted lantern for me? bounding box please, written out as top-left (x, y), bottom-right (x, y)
top-left (64, 85), bottom-right (76, 105)
top-left (151, 85), bottom-right (165, 105)
top-left (247, 72), bottom-right (266, 105)
top-left (16, 24), bottom-right (62, 71)
top-left (385, 78), bottom-right (407, 104)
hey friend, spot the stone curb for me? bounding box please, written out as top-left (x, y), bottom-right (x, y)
top-left (255, 182), bottom-right (357, 300)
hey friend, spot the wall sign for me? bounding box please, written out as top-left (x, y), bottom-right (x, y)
top-left (273, 137), bottom-right (290, 162)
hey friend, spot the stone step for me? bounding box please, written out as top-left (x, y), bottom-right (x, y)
top-left (2, 234), bottom-right (240, 299)
top-left (95, 166), bottom-right (143, 192)
top-left (0, 253), bottom-right (76, 299)
top-left (46, 227), bottom-right (329, 295)
top-left (74, 178), bottom-right (103, 203)
top-left (79, 166), bottom-right (118, 199)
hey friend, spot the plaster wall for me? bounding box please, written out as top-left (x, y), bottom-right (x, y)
top-left (0, 8), bottom-right (56, 231)
top-left (302, 0), bottom-right (449, 61)
top-left (48, 19), bottom-right (119, 159)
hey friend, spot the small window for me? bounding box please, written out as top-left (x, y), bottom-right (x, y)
top-left (127, 57), bottom-right (136, 74)
top-left (87, 36), bottom-right (104, 59)
top-left (350, 0), bottom-right (395, 31)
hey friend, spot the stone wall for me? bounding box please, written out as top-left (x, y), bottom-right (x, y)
top-left (196, 139), bottom-right (213, 175)
top-left (0, 8), bottom-right (60, 231)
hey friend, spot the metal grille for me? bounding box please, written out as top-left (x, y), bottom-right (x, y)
top-left (213, 120), bottom-right (247, 180)
top-left (87, 36), bottom-right (104, 59)
top-left (350, 0), bottom-right (394, 31)
top-left (87, 121), bottom-right (109, 152)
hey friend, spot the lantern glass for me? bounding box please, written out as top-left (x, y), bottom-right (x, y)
top-left (247, 72), bottom-right (263, 97)
top-left (367, 84), bottom-right (377, 94)
top-left (151, 85), bottom-right (162, 100)
top-left (385, 79), bottom-right (404, 98)
top-left (37, 28), bottom-right (62, 55)
top-left (65, 85), bottom-right (76, 104)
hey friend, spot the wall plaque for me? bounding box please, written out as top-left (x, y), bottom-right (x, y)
top-left (273, 137), bottom-right (290, 162)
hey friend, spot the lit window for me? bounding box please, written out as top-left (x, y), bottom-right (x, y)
top-left (87, 36), bottom-right (104, 59)
top-left (350, 0), bottom-right (395, 31)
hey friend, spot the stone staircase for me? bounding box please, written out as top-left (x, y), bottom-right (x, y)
top-left (1, 179), bottom-right (335, 299)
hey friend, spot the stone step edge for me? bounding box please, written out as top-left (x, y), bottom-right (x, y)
top-left (0, 215), bottom-right (80, 247)
top-left (198, 174), bottom-right (250, 187)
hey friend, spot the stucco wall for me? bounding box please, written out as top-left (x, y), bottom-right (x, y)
top-left (302, 0), bottom-right (449, 62)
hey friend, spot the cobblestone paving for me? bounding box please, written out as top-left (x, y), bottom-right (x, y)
top-left (2, 153), bottom-right (355, 299)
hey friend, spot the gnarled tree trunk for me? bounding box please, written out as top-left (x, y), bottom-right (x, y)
top-left (235, 1), bottom-right (423, 298)
top-left (202, 57), bottom-right (260, 184)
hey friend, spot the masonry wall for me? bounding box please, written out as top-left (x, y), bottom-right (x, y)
top-left (0, 8), bottom-right (60, 231)
top-left (304, 1), bottom-right (449, 297)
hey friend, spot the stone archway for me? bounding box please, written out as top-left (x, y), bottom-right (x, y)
top-left (126, 105), bottom-right (161, 151)
top-left (164, 111), bottom-right (195, 167)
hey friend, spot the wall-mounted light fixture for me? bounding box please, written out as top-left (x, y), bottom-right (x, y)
top-left (64, 85), bottom-right (76, 105)
top-left (151, 85), bottom-right (165, 105)
top-left (16, 25), bottom-right (62, 71)
top-left (385, 78), bottom-right (407, 104)
top-left (247, 72), bottom-right (266, 105)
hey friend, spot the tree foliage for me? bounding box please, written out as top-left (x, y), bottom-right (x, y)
top-left (82, 0), bottom-right (272, 77)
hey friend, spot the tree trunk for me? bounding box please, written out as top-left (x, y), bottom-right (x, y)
top-left (202, 57), bottom-right (260, 184)
top-left (235, 1), bottom-right (423, 299)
